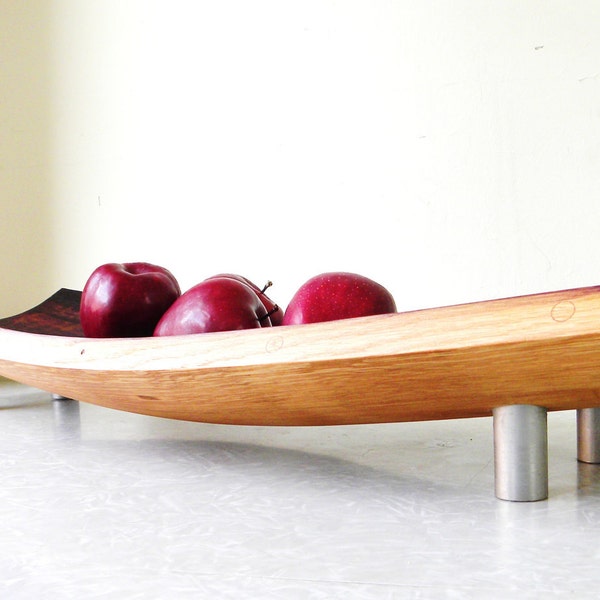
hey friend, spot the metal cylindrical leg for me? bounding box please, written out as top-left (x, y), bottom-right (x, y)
top-left (52, 395), bottom-right (81, 440)
top-left (493, 405), bottom-right (548, 501)
top-left (577, 408), bottom-right (600, 464)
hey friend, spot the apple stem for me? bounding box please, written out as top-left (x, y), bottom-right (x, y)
top-left (259, 304), bottom-right (280, 323)
top-left (261, 281), bottom-right (273, 294)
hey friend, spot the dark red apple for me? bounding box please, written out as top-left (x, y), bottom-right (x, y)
top-left (282, 272), bottom-right (397, 325)
top-left (206, 273), bottom-right (283, 326)
top-left (80, 262), bottom-right (181, 337)
top-left (154, 276), bottom-right (274, 336)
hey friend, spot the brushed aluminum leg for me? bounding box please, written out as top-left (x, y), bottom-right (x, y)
top-left (577, 408), bottom-right (600, 464)
top-left (52, 395), bottom-right (81, 440)
top-left (493, 405), bottom-right (548, 501)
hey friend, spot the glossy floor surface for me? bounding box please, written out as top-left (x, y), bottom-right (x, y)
top-left (1, 382), bottom-right (599, 599)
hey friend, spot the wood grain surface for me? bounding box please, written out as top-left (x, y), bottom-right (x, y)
top-left (0, 286), bottom-right (599, 425)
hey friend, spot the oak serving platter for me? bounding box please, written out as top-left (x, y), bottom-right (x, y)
top-left (0, 286), bottom-right (600, 427)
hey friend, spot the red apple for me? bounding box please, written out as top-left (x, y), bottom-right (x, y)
top-left (154, 276), bottom-right (274, 336)
top-left (80, 262), bottom-right (181, 337)
top-left (206, 273), bottom-right (283, 326)
top-left (282, 272), bottom-right (397, 325)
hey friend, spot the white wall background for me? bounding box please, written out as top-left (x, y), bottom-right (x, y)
top-left (2, 1), bottom-right (600, 317)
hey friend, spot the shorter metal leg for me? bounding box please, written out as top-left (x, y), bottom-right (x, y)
top-left (577, 408), bottom-right (600, 464)
top-left (493, 405), bottom-right (548, 501)
top-left (51, 393), bottom-right (74, 401)
top-left (53, 394), bottom-right (81, 440)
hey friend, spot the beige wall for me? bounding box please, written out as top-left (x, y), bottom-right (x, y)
top-left (0, 3), bottom-right (55, 315)
top-left (2, 1), bottom-right (600, 318)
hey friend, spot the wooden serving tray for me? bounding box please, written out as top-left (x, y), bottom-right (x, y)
top-left (0, 286), bottom-right (599, 426)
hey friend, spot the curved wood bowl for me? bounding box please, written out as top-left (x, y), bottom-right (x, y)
top-left (0, 286), bottom-right (599, 426)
